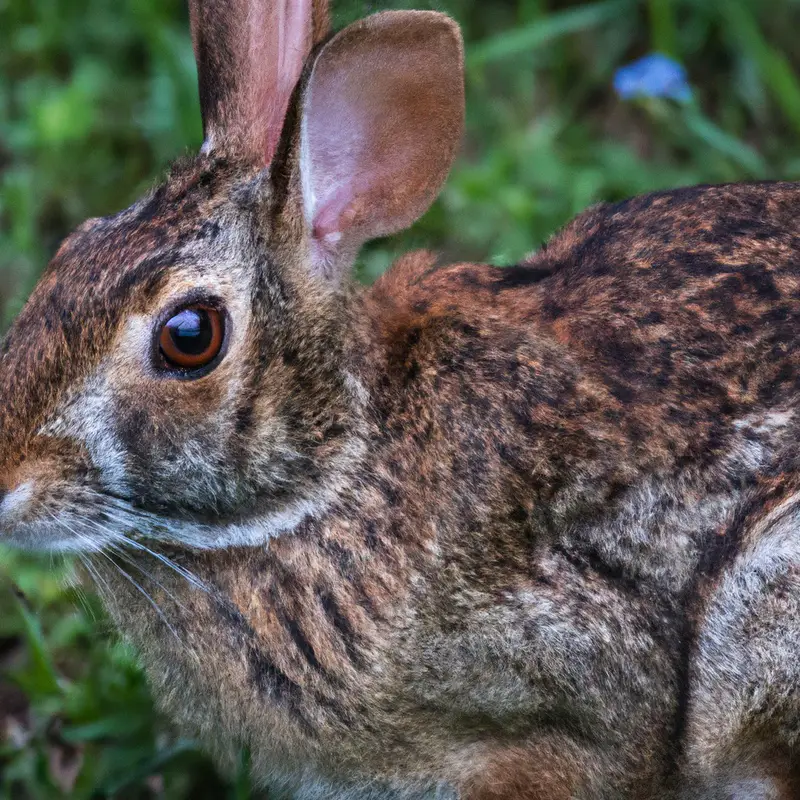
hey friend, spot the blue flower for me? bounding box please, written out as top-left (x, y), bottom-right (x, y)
top-left (613, 53), bottom-right (692, 102)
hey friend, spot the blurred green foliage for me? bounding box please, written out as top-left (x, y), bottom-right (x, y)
top-left (3, 0), bottom-right (800, 796)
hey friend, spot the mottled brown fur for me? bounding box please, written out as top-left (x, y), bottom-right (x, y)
top-left (2, 2), bottom-right (800, 799)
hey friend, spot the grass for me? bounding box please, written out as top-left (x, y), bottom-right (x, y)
top-left (2, 0), bottom-right (800, 796)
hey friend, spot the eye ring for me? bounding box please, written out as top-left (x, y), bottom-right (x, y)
top-left (156, 304), bottom-right (226, 375)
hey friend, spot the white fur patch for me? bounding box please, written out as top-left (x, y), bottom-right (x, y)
top-left (0, 481), bottom-right (34, 519)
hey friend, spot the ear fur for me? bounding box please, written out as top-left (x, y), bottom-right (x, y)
top-left (298, 11), bottom-right (465, 280)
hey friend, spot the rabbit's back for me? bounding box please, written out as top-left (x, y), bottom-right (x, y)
top-left (386, 181), bottom-right (800, 427)
top-left (373, 181), bottom-right (800, 506)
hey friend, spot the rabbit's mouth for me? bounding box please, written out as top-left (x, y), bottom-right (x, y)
top-left (0, 483), bottom-right (140, 553)
top-left (0, 469), bottom-right (329, 554)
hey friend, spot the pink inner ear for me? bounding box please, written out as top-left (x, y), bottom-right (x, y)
top-left (263, 0), bottom-right (313, 162)
top-left (300, 11), bottom-right (464, 277)
top-left (302, 61), bottom-right (387, 248)
top-left (312, 186), bottom-right (360, 239)
top-left (309, 184), bottom-right (362, 276)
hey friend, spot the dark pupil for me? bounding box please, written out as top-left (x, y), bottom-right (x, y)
top-left (165, 309), bottom-right (212, 356)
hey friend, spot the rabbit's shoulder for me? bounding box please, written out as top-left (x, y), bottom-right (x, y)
top-left (357, 185), bottom-right (800, 593)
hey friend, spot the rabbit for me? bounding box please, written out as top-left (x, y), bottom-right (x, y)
top-left (2, 0), bottom-right (800, 796)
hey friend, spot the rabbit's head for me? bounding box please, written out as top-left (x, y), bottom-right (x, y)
top-left (0, 1), bottom-right (464, 551)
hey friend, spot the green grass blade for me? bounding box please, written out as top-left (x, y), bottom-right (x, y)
top-left (468, 0), bottom-right (630, 66)
top-left (648, 0), bottom-right (678, 56)
top-left (719, 0), bottom-right (800, 136)
top-left (101, 739), bottom-right (197, 795)
top-left (11, 590), bottom-right (62, 696)
top-left (682, 104), bottom-right (768, 177)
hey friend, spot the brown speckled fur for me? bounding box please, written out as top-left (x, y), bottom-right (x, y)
top-left (2, 3), bottom-right (800, 799)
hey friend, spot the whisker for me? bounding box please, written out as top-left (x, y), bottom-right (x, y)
top-left (46, 508), bottom-right (102, 554)
top-left (83, 510), bottom-right (211, 597)
top-left (69, 566), bottom-right (98, 622)
top-left (96, 549), bottom-right (184, 645)
top-left (105, 539), bottom-right (191, 614)
top-left (79, 553), bottom-right (115, 605)
top-left (44, 507), bottom-right (201, 663)
top-left (120, 536), bottom-right (211, 595)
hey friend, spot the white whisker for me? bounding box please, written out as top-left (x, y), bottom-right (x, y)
top-left (120, 535), bottom-right (210, 595)
top-left (83, 509), bottom-right (212, 597)
top-left (95, 548), bottom-right (184, 645)
top-left (79, 553), bottom-right (115, 604)
top-left (105, 539), bottom-right (191, 614)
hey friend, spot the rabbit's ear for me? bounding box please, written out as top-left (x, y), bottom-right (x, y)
top-left (189, 0), bottom-right (329, 163)
top-left (299, 11), bottom-right (464, 280)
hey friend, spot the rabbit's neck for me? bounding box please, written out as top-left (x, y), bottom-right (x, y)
top-left (95, 468), bottom-right (457, 786)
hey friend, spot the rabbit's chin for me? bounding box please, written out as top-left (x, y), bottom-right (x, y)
top-left (0, 481), bottom-right (328, 553)
top-left (136, 495), bottom-right (328, 550)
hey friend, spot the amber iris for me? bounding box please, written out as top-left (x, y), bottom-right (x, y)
top-left (158, 306), bottom-right (224, 370)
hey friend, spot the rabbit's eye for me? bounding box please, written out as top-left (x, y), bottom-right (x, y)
top-left (158, 306), bottom-right (225, 373)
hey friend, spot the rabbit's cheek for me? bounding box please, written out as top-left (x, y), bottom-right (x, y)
top-left (112, 398), bottom-right (233, 507)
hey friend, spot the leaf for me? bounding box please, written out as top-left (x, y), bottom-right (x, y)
top-left (101, 739), bottom-right (198, 795)
top-left (60, 715), bottom-right (146, 744)
top-left (10, 589), bottom-right (62, 697)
